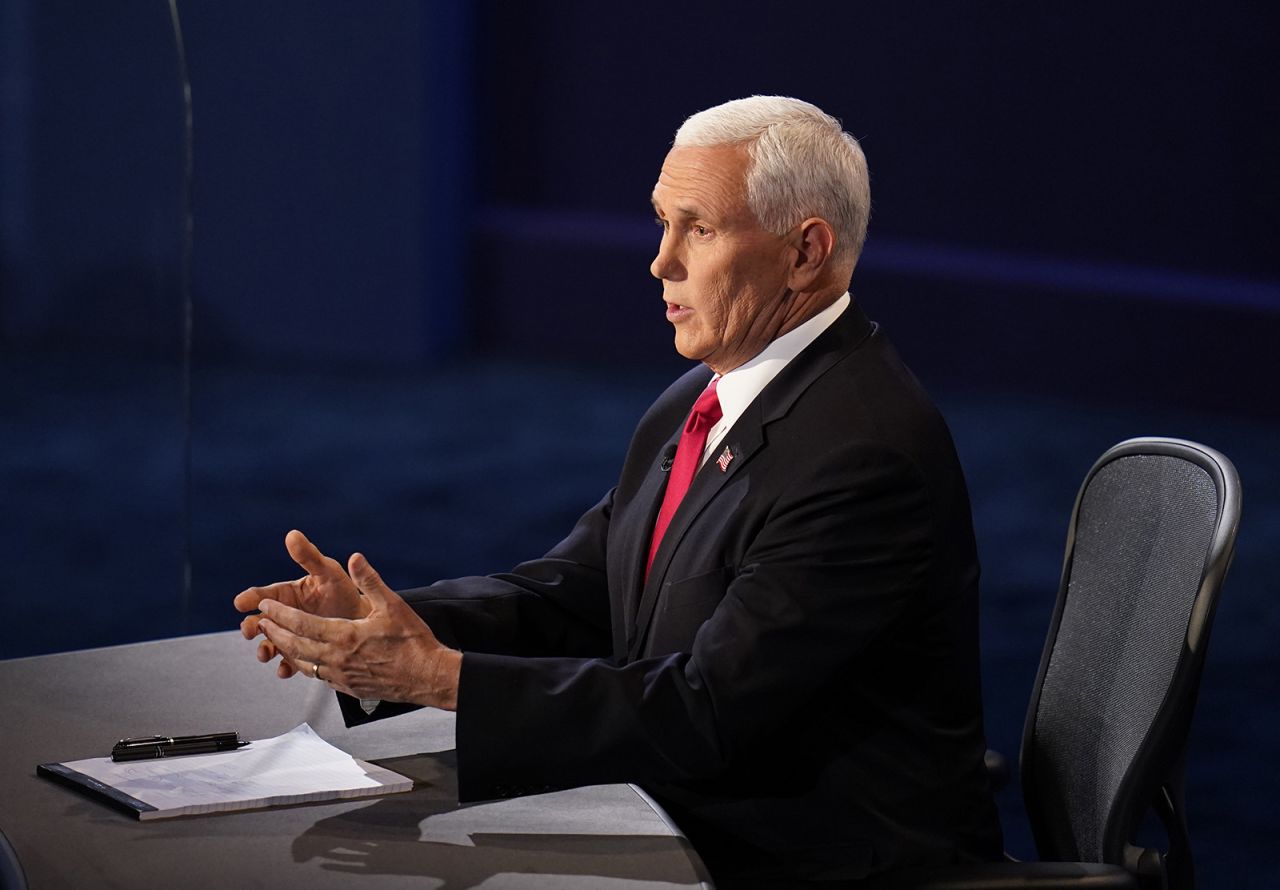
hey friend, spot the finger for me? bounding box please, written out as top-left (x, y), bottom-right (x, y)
top-left (244, 614), bottom-right (263, 641)
top-left (234, 579), bottom-right (301, 614)
top-left (267, 641), bottom-right (300, 679)
top-left (347, 552), bottom-right (400, 610)
top-left (259, 597), bottom-right (349, 645)
top-left (258, 614), bottom-right (328, 669)
top-left (233, 585), bottom-right (268, 613)
top-left (307, 661), bottom-right (332, 684)
top-left (256, 638), bottom-right (277, 663)
top-left (252, 636), bottom-right (297, 678)
top-left (262, 628), bottom-right (333, 687)
top-left (286, 529), bottom-right (343, 578)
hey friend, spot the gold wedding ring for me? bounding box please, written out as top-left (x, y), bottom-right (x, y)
top-left (312, 662), bottom-right (323, 681)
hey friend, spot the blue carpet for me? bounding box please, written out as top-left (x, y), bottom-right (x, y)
top-left (3, 352), bottom-right (1276, 885)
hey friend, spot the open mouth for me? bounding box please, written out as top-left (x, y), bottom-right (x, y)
top-left (665, 302), bottom-right (692, 322)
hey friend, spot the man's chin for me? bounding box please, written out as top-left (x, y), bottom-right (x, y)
top-left (672, 334), bottom-right (707, 363)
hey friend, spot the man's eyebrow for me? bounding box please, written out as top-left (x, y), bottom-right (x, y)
top-left (650, 198), bottom-right (701, 219)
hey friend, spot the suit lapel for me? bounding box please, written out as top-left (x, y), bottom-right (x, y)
top-left (617, 435), bottom-right (680, 653)
top-left (754, 301), bottom-right (872, 425)
top-left (627, 410), bottom-right (764, 659)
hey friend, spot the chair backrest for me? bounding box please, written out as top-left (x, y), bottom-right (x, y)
top-left (1018, 438), bottom-right (1240, 882)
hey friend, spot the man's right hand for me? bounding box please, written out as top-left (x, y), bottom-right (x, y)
top-left (233, 529), bottom-right (371, 678)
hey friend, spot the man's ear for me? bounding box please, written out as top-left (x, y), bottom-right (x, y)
top-left (787, 217), bottom-right (837, 290)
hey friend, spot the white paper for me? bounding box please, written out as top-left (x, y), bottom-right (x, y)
top-left (62, 723), bottom-right (411, 819)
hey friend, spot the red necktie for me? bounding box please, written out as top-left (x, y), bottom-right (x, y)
top-left (646, 379), bottom-right (723, 578)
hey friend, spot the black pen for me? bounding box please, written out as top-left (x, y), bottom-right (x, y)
top-left (111, 732), bottom-right (250, 762)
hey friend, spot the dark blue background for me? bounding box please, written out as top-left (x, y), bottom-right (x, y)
top-left (2, 1), bottom-right (1277, 884)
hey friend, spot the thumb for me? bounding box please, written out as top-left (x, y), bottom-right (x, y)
top-left (286, 529), bottom-right (334, 576)
top-left (348, 552), bottom-right (396, 610)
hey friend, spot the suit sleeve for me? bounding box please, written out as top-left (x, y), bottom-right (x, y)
top-left (454, 442), bottom-right (935, 800)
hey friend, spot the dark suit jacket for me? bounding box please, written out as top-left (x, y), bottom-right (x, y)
top-left (342, 304), bottom-right (1001, 884)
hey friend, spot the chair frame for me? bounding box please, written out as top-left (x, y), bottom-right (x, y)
top-left (1019, 437), bottom-right (1240, 888)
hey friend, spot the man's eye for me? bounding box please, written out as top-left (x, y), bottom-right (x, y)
top-left (692, 225), bottom-right (709, 237)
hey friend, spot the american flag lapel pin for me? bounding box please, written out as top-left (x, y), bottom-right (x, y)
top-left (716, 446), bottom-right (734, 472)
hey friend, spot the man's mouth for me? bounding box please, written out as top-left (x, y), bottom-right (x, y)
top-left (665, 302), bottom-right (693, 322)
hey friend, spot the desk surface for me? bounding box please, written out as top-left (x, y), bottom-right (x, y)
top-left (0, 632), bottom-right (711, 889)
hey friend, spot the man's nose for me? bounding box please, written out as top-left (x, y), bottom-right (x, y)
top-left (650, 234), bottom-right (681, 281)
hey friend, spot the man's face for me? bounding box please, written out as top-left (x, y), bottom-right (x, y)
top-left (650, 144), bottom-right (795, 374)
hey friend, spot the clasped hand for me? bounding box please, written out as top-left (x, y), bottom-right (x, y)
top-left (233, 530), bottom-right (460, 710)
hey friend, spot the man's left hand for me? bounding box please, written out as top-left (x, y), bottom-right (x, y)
top-left (255, 552), bottom-right (461, 711)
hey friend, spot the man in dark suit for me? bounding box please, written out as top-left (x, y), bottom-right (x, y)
top-left (235, 96), bottom-right (1001, 886)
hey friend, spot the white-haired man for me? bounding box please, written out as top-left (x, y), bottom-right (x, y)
top-left (237, 96), bottom-right (1001, 886)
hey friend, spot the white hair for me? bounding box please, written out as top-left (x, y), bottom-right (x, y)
top-left (673, 96), bottom-right (870, 267)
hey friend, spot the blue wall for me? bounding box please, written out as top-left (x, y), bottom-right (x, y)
top-left (2, 0), bottom-right (471, 363)
top-left (4, 2), bottom-right (1276, 370)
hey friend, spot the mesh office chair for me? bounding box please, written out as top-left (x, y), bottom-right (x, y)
top-left (870, 437), bottom-right (1241, 890)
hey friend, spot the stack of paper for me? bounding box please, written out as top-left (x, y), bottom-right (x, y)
top-left (38, 723), bottom-right (412, 820)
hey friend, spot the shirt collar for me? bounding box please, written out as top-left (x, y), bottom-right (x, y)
top-left (713, 292), bottom-right (850, 423)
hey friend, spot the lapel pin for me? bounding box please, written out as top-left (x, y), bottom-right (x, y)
top-left (716, 446), bottom-right (734, 472)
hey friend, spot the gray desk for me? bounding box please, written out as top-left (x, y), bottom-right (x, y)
top-left (0, 632), bottom-right (712, 889)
